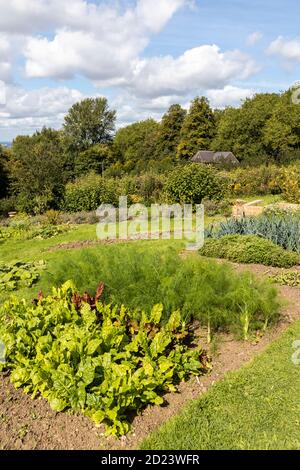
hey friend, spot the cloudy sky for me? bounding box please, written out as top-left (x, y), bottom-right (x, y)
top-left (0, 0), bottom-right (300, 141)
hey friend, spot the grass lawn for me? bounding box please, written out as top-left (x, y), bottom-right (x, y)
top-left (141, 317), bottom-right (300, 450)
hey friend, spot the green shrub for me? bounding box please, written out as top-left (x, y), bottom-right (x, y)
top-left (0, 198), bottom-right (16, 218)
top-left (278, 165), bottom-right (300, 203)
top-left (134, 172), bottom-right (166, 205)
top-left (43, 245), bottom-right (280, 341)
top-left (199, 235), bottom-right (299, 268)
top-left (62, 173), bottom-right (118, 213)
top-left (222, 164), bottom-right (281, 197)
top-left (0, 281), bottom-right (210, 436)
top-left (114, 172), bottom-right (166, 205)
top-left (164, 163), bottom-right (225, 204)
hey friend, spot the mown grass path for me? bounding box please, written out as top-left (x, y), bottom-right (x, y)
top-left (141, 285), bottom-right (300, 450)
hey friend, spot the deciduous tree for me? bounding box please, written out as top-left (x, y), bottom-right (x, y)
top-left (9, 128), bottom-right (69, 213)
top-left (177, 97), bottom-right (216, 160)
top-left (64, 97), bottom-right (116, 152)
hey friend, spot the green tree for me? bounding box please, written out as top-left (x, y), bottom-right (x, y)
top-left (263, 90), bottom-right (300, 159)
top-left (177, 97), bottom-right (216, 160)
top-left (9, 128), bottom-right (69, 214)
top-left (212, 93), bottom-right (281, 162)
top-left (64, 97), bottom-right (116, 152)
top-left (157, 104), bottom-right (187, 158)
top-left (113, 119), bottom-right (160, 173)
top-left (74, 143), bottom-right (113, 177)
top-left (0, 145), bottom-right (9, 199)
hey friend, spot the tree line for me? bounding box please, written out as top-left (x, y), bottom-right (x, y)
top-left (0, 88), bottom-right (300, 214)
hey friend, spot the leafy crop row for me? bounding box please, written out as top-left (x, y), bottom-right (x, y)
top-left (44, 246), bottom-right (280, 342)
top-left (0, 218), bottom-right (71, 243)
top-left (206, 212), bottom-right (300, 253)
top-left (0, 260), bottom-right (45, 292)
top-left (0, 281), bottom-right (210, 436)
top-left (272, 271), bottom-right (300, 288)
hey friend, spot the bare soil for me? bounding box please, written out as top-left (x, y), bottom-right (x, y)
top-left (47, 232), bottom-right (181, 253)
top-left (1, 261), bottom-right (300, 450)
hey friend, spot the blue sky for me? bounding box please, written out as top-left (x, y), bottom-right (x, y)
top-left (0, 0), bottom-right (299, 141)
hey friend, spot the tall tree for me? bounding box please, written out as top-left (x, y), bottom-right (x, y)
top-left (64, 97), bottom-right (116, 152)
top-left (212, 93), bottom-right (281, 162)
top-left (113, 119), bottom-right (160, 173)
top-left (9, 128), bottom-right (69, 213)
top-left (263, 90), bottom-right (300, 159)
top-left (177, 97), bottom-right (216, 160)
top-left (157, 104), bottom-right (187, 158)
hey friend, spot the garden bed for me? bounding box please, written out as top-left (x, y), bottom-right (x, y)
top-left (1, 261), bottom-right (300, 450)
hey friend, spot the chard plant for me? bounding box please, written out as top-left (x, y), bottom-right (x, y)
top-left (0, 281), bottom-right (211, 436)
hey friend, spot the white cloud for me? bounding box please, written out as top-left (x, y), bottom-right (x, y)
top-left (0, 0), bottom-right (187, 35)
top-left (0, 0), bottom-right (260, 139)
top-left (128, 45), bottom-right (258, 98)
top-left (0, 86), bottom-right (84, 135)
top-left (112, 91), bottom-right (189, 127)
top-left (24, 0), bottom-right (187, 81)
top-left (247, 31), bottom-right (263, 47)
top-left (206, 85), bottom-right (254, 108)
top-left (0, 34), bottom-right (12, 82)
top-left (268, 36), bottom-right (300, 62)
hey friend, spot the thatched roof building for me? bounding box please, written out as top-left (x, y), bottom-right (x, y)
top-left (191, 151), bottom-right (239, 165)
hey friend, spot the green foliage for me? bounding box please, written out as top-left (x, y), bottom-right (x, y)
top-left (156, 104), bottom-right (187, 158)
top-left (0, 281), bottom-right (210, 436)
top-left (116, 171), bottom-right (166, 205)
top-left (62, 173), bottom-right (117, 212)
top-left (0, 215), bottom-right (70, 242)
top-left (211, 93), bottom-right (281, 163)
top-left (263, 90), bottom-right (300, 156)
top-left (212, 91), bottom-right (300, 164)
top-left (200, 235), bottom-right (299, 268)
top-left (74, 144), bottom-right (113, 177)
top-left (164, 163), bottom-right (224, 204)
top-left (9, 128), bottom-right (69, 214)
top-left (272, 271), bottom-right (300, 287)
top-left (206, 213), bottom-right (300, 252)
top-left (113, 119), bottom-right (160, 173)
top-left (0, 260), bottom-right (45, 292)
top-left (0, 145), bottom-right (9, 199)
top-left (0, 197), bottom-right (16, 218)
top-left (278, 164), bottom-right (300, 203)
top-left (45, 246), bottom-right (280, 341)
top-left (177, 97), bottom-right (216, 160)
top-left (64, 98), bottom-right (116, 152)
top-left (222, 164), bottom-right (282, 196)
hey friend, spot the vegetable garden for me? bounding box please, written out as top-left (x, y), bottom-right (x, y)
top-left (0, 201), bottom-right (300, 449)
